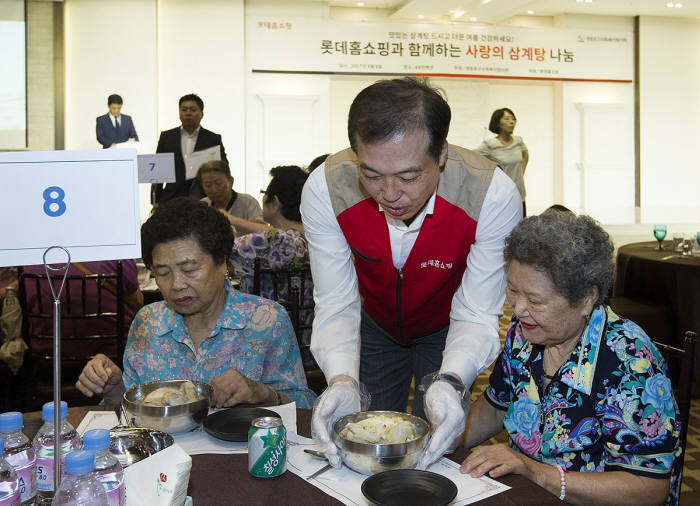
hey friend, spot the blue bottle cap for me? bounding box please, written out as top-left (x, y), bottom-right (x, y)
top-left (0, 412), bottom-right (23, 433)
top-left (65, 450), bottom-right (94, 476)
top-left (82, 429), bottom-right (110, 451)
top-left (41, 401), bottom-right (68, 422)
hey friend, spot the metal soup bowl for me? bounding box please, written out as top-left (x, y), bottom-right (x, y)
top-left (109, 427), bottom-right (174, 468)
top-left (332, 411), bottom-right (430, 475)
top-left (122, 380), bottom-right (212, 434)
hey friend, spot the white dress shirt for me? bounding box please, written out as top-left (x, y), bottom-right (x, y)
top-left (110, 114), bottom-right (121, 127)
top-left (180, 126), bottom-right (200, 178)
top-left (300, 163), bottom-right (522, 388)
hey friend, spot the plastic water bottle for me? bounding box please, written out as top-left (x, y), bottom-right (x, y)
top-left (0, 438), bottom-right (20, 506)
top-left (33, 402), bottom-right (81, 506)
top-left (0, 412), bottom-right (36, 504)
top-left (51, 451), bottom-right (107, 505)
top-left (82, 430), bottom-right (124, 506)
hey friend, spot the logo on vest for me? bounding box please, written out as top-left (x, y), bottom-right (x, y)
top-left (420, 259), bottom-right (453, 270)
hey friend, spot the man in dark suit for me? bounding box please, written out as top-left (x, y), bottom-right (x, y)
top-left (151, 93), bottom-right (227, 204)
top-left (96, 94), bottom-right (139, 148)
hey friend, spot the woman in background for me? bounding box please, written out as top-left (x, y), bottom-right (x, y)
top-left (476, 107), bottom-right (529, 215)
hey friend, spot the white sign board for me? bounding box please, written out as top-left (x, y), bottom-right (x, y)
top-left (248, 17), bottom-right (633, 82)
top-left (137, 153), bottom-right (175, 183)
top-left (0, 149), bottom-right (141, 267)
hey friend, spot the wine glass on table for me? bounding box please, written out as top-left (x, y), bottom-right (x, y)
top-left (653, 224), bottom-right (667, 251)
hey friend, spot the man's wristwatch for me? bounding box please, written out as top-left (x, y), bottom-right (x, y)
top-left (436, 373), bottom-right (470, 404)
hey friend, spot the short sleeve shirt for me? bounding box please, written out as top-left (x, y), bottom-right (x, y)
top-left (123, 282), bottom-right (317, 408)
top-left (475, 136), bottom-right (528, 199)
top-left (486, 305), bottom-right (680, 502)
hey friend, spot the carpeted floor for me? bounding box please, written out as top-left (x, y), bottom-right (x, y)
top-left (467, 306), bottom-right (700, 504)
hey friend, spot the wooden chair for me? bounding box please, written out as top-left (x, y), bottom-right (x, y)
top-left (252, 258), bottom-right (327, 395)
top-left (17, 262), bottom-right (126, 372)
top-left (653, 330), bottom-right (696, 490)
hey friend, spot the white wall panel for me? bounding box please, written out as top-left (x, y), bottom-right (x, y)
top-left (157, 0), bottom-right (245, 189)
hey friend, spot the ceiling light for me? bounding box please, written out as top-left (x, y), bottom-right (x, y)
top-left (585, 0), bottom-right (592, 3)
top-left (356, 1), bottom-right (364, 6)
top-left (417, 14), bottom-right (424, 19)
top-left (527, 10), bottom-right (534, 14)
top-left (451, 9), bottom-right (465, 19)
top-left (667, 1), bottom-right (674, 6)
top-left (470, 17), bottom-right (477, 21)
top-left (483, 0), bottom-right (492, 4)
top-left (576, 0), bottom-right (583, 3)
top-left (675, 2), bottom-right (683, 7)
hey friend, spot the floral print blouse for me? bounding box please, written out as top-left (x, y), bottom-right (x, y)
top-left (486, 304), bottom-right (681, 504)
top-left (229, 228), bottom-right (315, 368)
top-left (123, 281), bottom-right (317, 409)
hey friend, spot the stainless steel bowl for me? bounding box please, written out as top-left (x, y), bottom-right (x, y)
top-left (109, 427), bottom-right (174, 467)
top-left (332, 411), bottom-right (430, 475)
top-left (122, 380), bottom-right (212, 434)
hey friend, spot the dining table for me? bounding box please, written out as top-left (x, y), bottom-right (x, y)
top-left (24, 405), bottom-right (561, 505)
top-left (613, 240), bottom-right (700, 386)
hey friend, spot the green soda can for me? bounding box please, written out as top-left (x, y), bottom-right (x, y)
top-left (248, 416), bottom-right (287, 478)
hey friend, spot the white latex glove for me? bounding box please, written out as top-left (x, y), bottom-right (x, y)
top-left (310, 378), bottom-right (362, 468)
top-left (416, 380), bottom-right (469, 470)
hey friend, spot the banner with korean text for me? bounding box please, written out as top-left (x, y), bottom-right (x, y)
top-left (247, 17), bottom-right (632, 83)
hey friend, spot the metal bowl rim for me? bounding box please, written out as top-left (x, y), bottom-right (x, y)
top-left (122, 379), bottom-right (212, 417)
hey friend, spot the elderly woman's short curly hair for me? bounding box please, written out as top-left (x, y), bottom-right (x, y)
top-left (141, 197), bottom-right (233, 268)
top-left (503, 210), bottom-right (614, 306)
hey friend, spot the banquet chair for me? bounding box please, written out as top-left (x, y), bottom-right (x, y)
top-left (653, 330), bottom-right (696, 490)
top-left (252, 259), bottom-right (327, 395)
top-left (17, 262), bottom-right (126, 372)
top-left (609, 296), bottom-right (674, 345)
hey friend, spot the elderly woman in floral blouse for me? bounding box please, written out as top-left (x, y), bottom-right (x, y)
top-left (459, 209), bottom-right (680, 505)
top-left (76, 198), bottom-right (316, 409)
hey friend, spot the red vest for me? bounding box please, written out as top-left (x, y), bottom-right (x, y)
top-left (326, 146), bottom-right (497, 344)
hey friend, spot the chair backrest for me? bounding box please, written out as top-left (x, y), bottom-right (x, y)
top-left (252, 258), bottom-right (326, 394)
top-left (17, 262), bottom-right (126, 369)
top-left (653, 330), bottom-right (696, 490)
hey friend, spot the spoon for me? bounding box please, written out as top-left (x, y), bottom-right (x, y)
top-left (303, 449), bottom-right (332, 480)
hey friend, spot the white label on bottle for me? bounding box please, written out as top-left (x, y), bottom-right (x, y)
top-left (106, 482), bottom-right (125, 506)
top-left (35, 441), bottom-right (73, 492)
top-left (13, 462), bottom-right (36, 502)
top-left (0, 492), bottom-right (20, 506)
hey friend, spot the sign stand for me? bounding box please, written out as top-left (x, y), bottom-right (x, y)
top-left (43, 246), bottom-right (71, 492)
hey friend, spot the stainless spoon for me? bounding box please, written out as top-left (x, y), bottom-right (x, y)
top-left (304, 449), bottom-right (332, 480)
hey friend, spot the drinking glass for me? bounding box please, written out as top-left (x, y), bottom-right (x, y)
top-left (672, 232), bottom-right (684, 252)
top-left (653, 225), bottom-right (667, 251)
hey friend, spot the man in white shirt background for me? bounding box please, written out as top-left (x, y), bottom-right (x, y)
top-left (95, 93), bottom-right (138, 149)
top-left (301, 77), bottom-right (522, 470)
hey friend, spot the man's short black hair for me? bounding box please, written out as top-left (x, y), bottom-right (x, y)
top-left (347, 77), bottom-right (451, 163)
top-left (179, 93), bottom-right (204, 111)
top-left (108, 94), bottom-right (123, 105)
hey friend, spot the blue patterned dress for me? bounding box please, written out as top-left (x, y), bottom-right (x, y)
top-left (486, 304), bottom-right (681, 504)
top-left (123, 281), bottom-right (317, 408)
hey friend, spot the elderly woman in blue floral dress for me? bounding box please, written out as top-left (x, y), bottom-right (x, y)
top-left (459, 209), bottom-right (680, 505)
top-left (76, 198), bottom-right (316, 409)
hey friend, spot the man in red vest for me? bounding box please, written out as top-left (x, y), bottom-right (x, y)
top-left (302, 78), bottom-right (522, 469)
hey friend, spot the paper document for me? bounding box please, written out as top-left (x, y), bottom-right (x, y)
top-left (185, 145), bottom-right (221, 180)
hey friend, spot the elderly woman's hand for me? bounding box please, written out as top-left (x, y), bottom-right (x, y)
top-left (76, 353), bottom-right (125, 406)
top-left (209, 369), bottom-right (278, 407)
top-left (460, 443), bottom-right (536, 480)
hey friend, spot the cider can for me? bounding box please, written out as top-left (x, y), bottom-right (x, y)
top-left (248, 416), bottom-right (286, 478)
